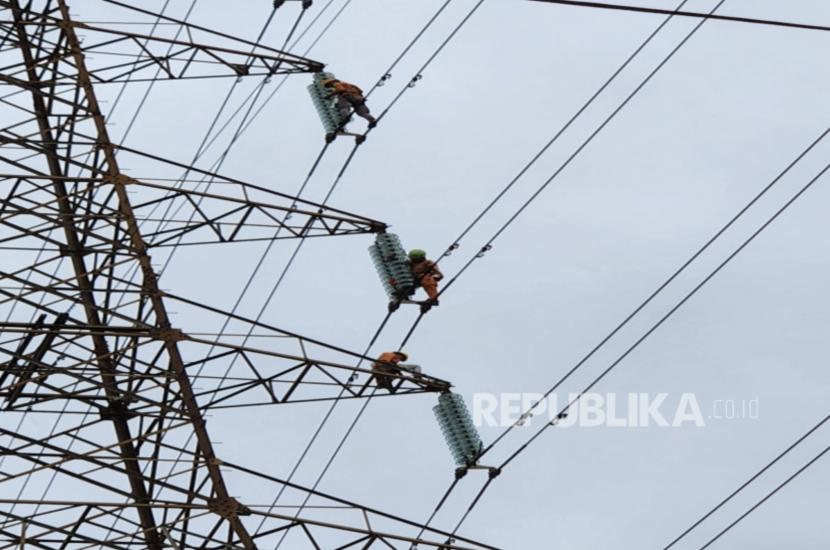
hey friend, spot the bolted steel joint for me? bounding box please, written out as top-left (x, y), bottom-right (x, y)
top-left (149, 327), bottom-right (186, 342)
top-left (208, 497), bottom-right (252, 519)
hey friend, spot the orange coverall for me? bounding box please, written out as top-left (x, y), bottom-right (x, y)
top-left (372, 352), bottom-right (402, 390)
top-left (410, 259), bottom-right (443, 301)
top-left (325, 80), bottom-right (374, 123)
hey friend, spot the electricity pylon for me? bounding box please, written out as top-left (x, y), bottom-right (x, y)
top-left (0, 1), bottom-right (491, 548)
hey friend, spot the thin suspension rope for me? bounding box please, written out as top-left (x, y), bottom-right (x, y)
top-left (665, 411), bottom-right (830, 549)
top-left (698, 442), bottom-right (830, 549)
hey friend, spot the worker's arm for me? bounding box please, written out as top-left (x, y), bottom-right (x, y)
top-left (429, 261), bottom-right (444, 281)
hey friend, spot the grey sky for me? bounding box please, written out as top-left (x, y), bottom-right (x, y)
top-left (77, 0), bottom-right (830, 548)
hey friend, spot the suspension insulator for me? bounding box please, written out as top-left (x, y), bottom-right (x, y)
top-left (307, 72), bottom-right (350, 134)
top-left (433, 392), bottom-right (483, 467)
top-left (368, 233), bottom-right (415, 299)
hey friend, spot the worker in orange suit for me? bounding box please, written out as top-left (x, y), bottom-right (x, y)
top-left (322, 78), bottom-right (377, 128)
top-left (372, 351), bottom-right (408, 391)
top-left (408, 249), bottom-right (443, 311)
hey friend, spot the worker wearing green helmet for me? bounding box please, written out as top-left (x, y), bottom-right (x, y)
top-left (408, 249), bottom-right (443, 311)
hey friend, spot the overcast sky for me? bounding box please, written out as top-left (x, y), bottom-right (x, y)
top-left (78, 0), bottom-right (830, 547)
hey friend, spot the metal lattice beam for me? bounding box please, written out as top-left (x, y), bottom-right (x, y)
top-left (0, 0), bottom-right (324, 83)
top-left (0, 2), bottom-right (493, 549)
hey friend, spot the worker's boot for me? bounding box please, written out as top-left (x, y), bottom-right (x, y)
top-left (367, 117), bottom-right (377, 129)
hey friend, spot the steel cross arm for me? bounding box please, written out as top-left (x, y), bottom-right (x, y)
top-left (180, 337), bottom-right (451, 407)
top-left (223, 461), bottom-right (502, 550)
top-left (0, 258), bottom-right (158, 329)
top-left (0, 166), bottom-right (387, 249)
top-left (0, 421), bottom-right (213, 505)
top-left (0, 272), bottom-right (391, 378)
top-left (163, 291), bottom-right (389, 362)
top-left (99, 0), bottom-right (319, 64)
top-left (0, 172), bottom-right (388, 231)
top-left (0, 2), bottom-right (324, 83)
top-left (110, 143), bottom-right (388, 229)
top-left (0, 499), bottom-right (494, 550)
top-left (128, 178), bottom-right (387, 247)
top-left (0, 130), bottom-right (388, 244)
top-left (0, 321), bottom-right (451, 409)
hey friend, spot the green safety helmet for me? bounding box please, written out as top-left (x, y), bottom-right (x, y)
top-left (408, 249), bottom-right (426, 261)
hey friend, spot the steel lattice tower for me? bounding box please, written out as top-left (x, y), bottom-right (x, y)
top-left (0, 1), bottom-right (492, 548)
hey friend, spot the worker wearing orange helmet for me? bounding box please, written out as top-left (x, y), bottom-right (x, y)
top-left (322, 78), bottom-right (377, 128)
top-left (372, 351), bottom-right (408, 391)
top-left (408, 249), bottom-right (443, 309)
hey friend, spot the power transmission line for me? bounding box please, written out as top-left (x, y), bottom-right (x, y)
top-left (665, 412), bottom-right (830, 549)
top-left (399, 0), bottom-right (726, 348)
top-left (698, 442), bottom-right (830, 549)
top-left (527, 0), bottom-right (830, 33)
top-left (457, 158), bottom-right (830, 539)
